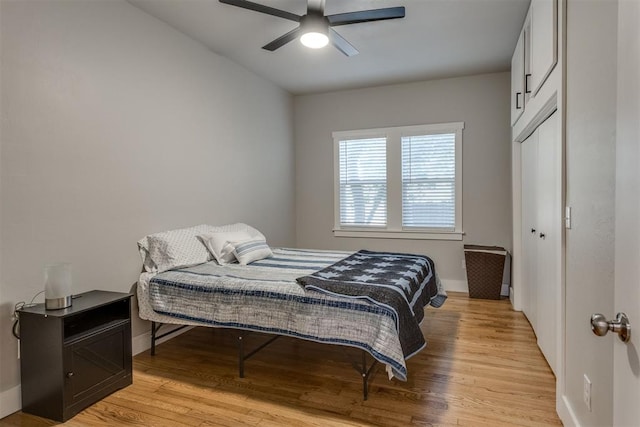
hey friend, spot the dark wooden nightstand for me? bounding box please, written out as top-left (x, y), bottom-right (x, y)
top-left (18, 290), bottom-right (132, 422)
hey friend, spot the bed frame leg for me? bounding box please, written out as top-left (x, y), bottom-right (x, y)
top-left (362, 350), bottom-right (368, 400)
top-left (150, 322), bottom-right (188, 357)
top-left (238, 335), bottom-right (244, 378)
top-left (151, 321), bottom-right (157, 356)
top-left (237, 334), bottom-right (280, 378)
top-left (357, 350), bottom-right (379, 400)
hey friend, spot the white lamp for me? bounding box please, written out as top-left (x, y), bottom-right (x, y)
top-left (44, 263), bottom-right (73, 310)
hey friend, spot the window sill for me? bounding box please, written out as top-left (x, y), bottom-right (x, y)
top-left (333, 229), bottom-right (464, 241)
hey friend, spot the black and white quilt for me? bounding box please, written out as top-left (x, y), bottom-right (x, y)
top-left (297, 250), bottom-right (446, 359)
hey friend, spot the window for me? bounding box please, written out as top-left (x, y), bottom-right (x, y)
top-left (333, 123), bottom-right (463, 240)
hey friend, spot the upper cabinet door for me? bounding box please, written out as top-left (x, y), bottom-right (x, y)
top-left (530, 0), bottom-right (558, 95)
top-left (511, 29), bottom-right (526, 126)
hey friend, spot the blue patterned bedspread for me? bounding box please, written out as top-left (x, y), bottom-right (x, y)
top-left (145, 248), bottom-right (446, 381)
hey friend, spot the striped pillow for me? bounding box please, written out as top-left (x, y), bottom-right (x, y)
top-left (198, 230), bottom-right (252, 264)
top-left (232, 239), bottom-right (273, 265)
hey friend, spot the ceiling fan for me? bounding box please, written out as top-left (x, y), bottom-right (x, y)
top-left (219, 0), bottom-right (406, 57)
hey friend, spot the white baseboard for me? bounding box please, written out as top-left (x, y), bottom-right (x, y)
top-left (441, 279), bottom-right (468, 293)
top-left (558, 395), bottom-right (580, 427)
top-left (132, 325), bottom-right (194, 356)
top-left (0, 385), bottom-right (21, 419)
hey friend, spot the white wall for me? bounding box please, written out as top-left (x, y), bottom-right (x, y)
top-left (564, 0), bottom-right (617, 425)
top-left (0, 0), bottom-right (294, 412)
top-left (294, 73), bottom-right (512, 287)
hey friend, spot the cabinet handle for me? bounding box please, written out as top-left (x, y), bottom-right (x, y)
top-left (525, 74), bottom-right (532, 94)
top-left (531, 228), bottom-right (536, 234)
top-left (516, 92), bottom-right (522, 109)
top-left (66, 372), bottom-right (74, 378)
top-left (539, 233), bottom-right (546, 239)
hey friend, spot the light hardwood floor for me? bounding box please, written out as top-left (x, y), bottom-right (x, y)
top-left (1, 292), bottom-right (561, 426)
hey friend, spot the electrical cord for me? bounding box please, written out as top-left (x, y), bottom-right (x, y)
top-left (28, 290), bottom-right (45, 305)
top-left (11, 290), bottom-right (46, 340)
top-left (12, 317), bottom-right (20, 339)
top-left (12, 302), bottom-right (24, 340)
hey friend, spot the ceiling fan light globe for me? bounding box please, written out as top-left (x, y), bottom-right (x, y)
top-left (300, 32), bottom-right (329, 49)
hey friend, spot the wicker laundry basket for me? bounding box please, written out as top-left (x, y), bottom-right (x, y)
top-left (464, 245), bottom-right (509, 300)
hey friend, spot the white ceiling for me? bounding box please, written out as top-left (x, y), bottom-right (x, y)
top-left (128, 0), bottom-right (530, 95)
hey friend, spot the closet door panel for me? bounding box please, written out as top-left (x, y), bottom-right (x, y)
top-left (521, 131), bottom-right (538, 331)
top-left (535, 111), bottom-right (559, 374)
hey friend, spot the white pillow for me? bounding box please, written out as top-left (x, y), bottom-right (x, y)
top-left (138, 223), bottom-right (266, 270)
top-left (197, 223), bottom-right (266, 264)
top-left (232, 239), bottom-right (273, 265)
top-left (208, 223), bottom-right (266, 240)
top-left (198, 230), bottom-right (252, 264)
top-left (137, 224), bottom-right (212, 272)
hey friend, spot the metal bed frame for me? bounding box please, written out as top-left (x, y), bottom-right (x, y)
top-left (151, 321), bottom-right (379, 400)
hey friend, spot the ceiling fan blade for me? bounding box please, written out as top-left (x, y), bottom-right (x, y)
top-left (327, 6), bottom-right (405, 27)
top-left (219, 0), bottom-right (301, 22)
top-left (262, 27), bottom-right (302, 51)
top-left (329, 29), bottom-right (359, 57)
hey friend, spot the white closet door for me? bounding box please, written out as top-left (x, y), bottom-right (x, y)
top-left (535, 111), bottom-right (559, 375)
top-left (521, 130), bottom-right (538, 331)
top-left (520, 111), bottom-right (559, 376)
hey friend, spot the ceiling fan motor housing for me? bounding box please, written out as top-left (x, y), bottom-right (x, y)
top-left (301, 12), bottom-right (329, 30)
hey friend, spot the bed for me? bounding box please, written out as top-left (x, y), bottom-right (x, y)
top-left (136, 223), bottom-right (446, 398)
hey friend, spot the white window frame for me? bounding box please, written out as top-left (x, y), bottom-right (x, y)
top-left (333, 122), bottom-right (464, 240)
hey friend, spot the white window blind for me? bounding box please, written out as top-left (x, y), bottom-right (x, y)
top-left (402, 133), bottom-right (456, 230)
top-left (338, 137), bottom-right (387, 227)
top-left (333, 122), bottom-right (463, 240)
